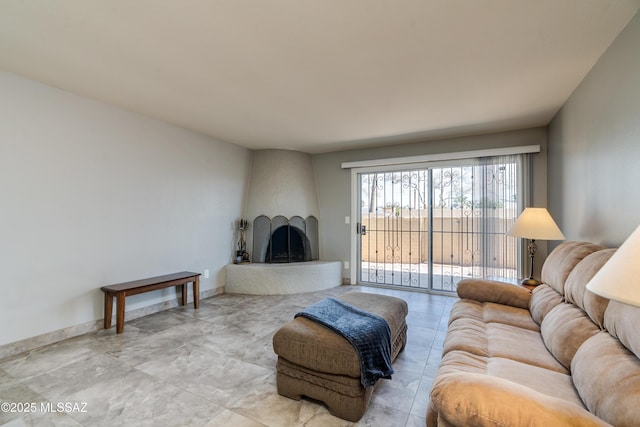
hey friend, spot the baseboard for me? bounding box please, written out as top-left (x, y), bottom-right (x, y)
top-left (0, 287), bottom-right (224, 360)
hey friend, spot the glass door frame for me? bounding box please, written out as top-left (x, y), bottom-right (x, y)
top-left (350, 162), bottom-right (435, 288)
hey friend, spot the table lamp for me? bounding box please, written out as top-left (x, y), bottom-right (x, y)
top-left (508, 207), bottom-right (565, 286)
top-left (586, 225), bottom-right (640, 307)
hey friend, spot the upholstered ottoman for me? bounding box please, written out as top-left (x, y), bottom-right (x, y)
top-left (272, 291), bottom-right (408, 421)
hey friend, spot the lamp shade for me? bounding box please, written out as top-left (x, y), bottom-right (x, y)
top-left (508, 208), bottom-right (565, 240)
top-left (586, 225), bottom-right (640, 307)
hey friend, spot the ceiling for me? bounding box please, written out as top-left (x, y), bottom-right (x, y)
top-left (1, 1), bottom-right (639, 154)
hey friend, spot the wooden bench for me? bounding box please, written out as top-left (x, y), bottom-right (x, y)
top-left (101, 271), bottom-right (201, 334)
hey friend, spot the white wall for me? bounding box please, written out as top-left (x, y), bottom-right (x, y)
top-left (0, 71), bottom-right (252, 346)
top-left (548, 11), bottom-right (640, 247)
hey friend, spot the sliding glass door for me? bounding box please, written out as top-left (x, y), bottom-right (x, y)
top-left (356, 156), bottom-right (523, 292)
top-left (358, 169), bottom-right (430, 288)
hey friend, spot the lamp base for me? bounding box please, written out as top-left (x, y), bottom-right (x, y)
top-left (520, 277), bottom-right (542, 286)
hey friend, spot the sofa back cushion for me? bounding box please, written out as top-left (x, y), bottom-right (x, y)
top-left (605, 300), bottom-right (640, 359)
top-left (571, 300), bottom-right (640, 426)
top-left (564, 249), bottom-right (614, 329)
top-left (540, 242), bottom-right (606, 295)
top-left (540, 245), bottom-right (614, 370)
top-left (529, 284), bottom-right (563, 325)
top-left (541, 303), bottom-right (601, 370)
top-left (572, 331), bottom-right (640, 426)
top-left (530, 242), bottom-right (608, 326)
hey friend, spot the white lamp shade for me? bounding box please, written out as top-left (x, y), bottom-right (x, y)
top-left (586, 225), bottom-right (640, 307)
top-left (508, 208), bottom-right (565, 240)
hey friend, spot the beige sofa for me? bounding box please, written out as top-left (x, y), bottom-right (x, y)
top-left (427, 241), bottom-right (640, 427)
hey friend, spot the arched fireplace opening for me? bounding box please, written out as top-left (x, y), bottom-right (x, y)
top-left (252, 215), bottom-right (319, 263)
top-left (266, 225), bottom-right (307, 263)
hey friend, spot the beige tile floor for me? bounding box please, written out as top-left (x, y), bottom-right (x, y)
top-left (0, 285), bottom-right (456, 427)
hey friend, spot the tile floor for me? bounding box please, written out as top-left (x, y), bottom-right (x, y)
top-left (0, 285), bottom-right (456, 427)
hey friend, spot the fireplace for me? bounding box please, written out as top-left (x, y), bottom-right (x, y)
top-left (227, 213), bottom-right (340, 294)
top-left (267, 225), bottom-right (306, 263)
top-left (252, 215), bottom-right (318, 263)
top-left (226, 151), bottom-right (341, 294)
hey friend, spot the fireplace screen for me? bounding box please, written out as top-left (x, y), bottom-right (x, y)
top-left (252, 215), bottom-right (318, 263)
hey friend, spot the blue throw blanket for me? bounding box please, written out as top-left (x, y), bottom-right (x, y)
top-left (295, 297), bottom-right (393, 387)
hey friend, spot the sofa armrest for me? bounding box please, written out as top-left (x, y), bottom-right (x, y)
top-left (457, 279), bottom-right (531, 309)
top-left (430, 372), bottom-right (610, 427)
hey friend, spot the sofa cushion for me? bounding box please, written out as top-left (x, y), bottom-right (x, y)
top-left (486, 323), bottom-right (568, 373)
top-left (429, 369), bottom-right (608, 427)
top-left (572, 331), bottom-right (640, 427)
top-left (541, 303), bottom-right (602, 370)
top-left (605, 300), bottom-right (640, 358)
top-left (541, 242), bottom-right (606, 295)
top-left (573, 294), bottom-right (640, 427)
top-left (435, 350), bottom-right (582, 405)
top-left (529, 284), bottom-right (563, 325)
top-left (444, 315), bottom-right (567, 373)
top-left (481, 302), bottom-right (539, 331)
top-left (442, 316), bottom-right (489, 357)
top-left (449, 299), bottom-right (539, 331)
top-left (564, 249), bottom-right (614, 328)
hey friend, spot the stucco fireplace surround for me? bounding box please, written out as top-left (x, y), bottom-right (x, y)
top-left (225, 150), bottom-right (342, 295)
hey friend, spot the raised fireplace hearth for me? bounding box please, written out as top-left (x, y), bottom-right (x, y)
top-left (225, 260), bottom-right (342, 295)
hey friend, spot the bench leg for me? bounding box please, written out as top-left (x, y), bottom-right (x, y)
top-left (116, 292), bottom-right (126, 334)
top-left (181, 283), bottom-right (187, 306)
top-left (193, 276), bottom-right (199, 309)
top-left (103, 293), bottom-right (113, 329)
